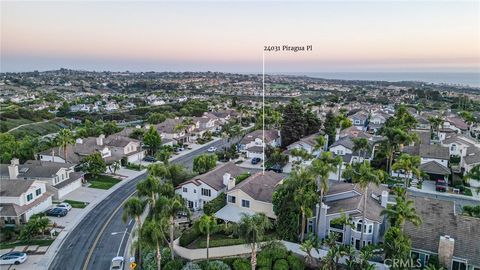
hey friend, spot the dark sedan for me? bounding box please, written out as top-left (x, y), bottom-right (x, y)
top-left (45, 208), bottom-right (68, 217)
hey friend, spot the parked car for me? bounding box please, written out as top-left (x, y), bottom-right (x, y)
top-left (267, 164), bottom-right (283, 173)
top-left (143, 156), bottom-right (157, 162)
top-left (207, 146), bottom-right (217, 152)
top-left (177, 147), bottom-right (185, 151)
top-left (0, 252), bottom-right (27, 265)
top-left (45, 208), bottom-right (68, 217)
top-left (56, 202), bottom-right (72, 211)
top-left (110, 256), bottom-right (124, 270)
top-left (435, 179), bottom-right (447, 192)
top-left (251, 157), bottom-right (262, 164)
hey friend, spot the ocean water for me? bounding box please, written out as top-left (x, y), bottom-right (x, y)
top-left (283, 72), bottom-right (480, 88)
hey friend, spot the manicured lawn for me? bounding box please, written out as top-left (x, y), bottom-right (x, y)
top-left (63, 199), bottom-right (89, 208)
top-left (192, 231), bottom-right (277, 249)
top-left (88, 175), bottom-right (121, 190)
top-left (0, 239), bottom-right (54, 249)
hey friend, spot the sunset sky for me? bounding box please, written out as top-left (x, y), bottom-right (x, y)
top-left (1, 1), bottom-right (479, 73)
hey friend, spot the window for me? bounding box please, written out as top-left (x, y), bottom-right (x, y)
top-left (241, 199), bottom-right (250, 208)
top-left (35, 188), bottom-right (41, 196)
top-left (194, 189), bottom-right (196, 193)
top-left (330, 220), bottom-right (344, 230)
top-left (201, 188), bottom-right (211, 197)
top-left (227, 195), bottom-right (236, 203)
top-left (182, 187), bottom-right (188, 193)
top-left (452, 261), bottom-right (467, 270)
top-left (368, 225), bottom-right (373, 234)
top-left (451, 144), bottom-right (457, 151)
top-left (26, 193), bottom-right (33, 202)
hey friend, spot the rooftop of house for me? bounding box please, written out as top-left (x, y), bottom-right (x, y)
top-left (286, 132), bottom-right (324, 149)
top-left (442, 134), bottom-right (477, 147)
top-left (229, 171), bottom-right (285, 203)
top-left (419, 161), bottom-right (451, 175)
top-left (155, 118), bottom-right (186, 134)
top-left (445, 116), bottom-right (469, 130)
top-left (419, 144), bottom-right (450, 160)
top-left (0, 180), bottom-right (37, 197)
top-left (0, 160), bottom-right (72, 180)
top-left (104, 135), bottom-right (140, 148)
top-left (240, 129), bottom-right (280, 145)
top-left (178, 162), bottom-right (246, 191)
top-left (464, 147), bottom-right (480, 165)
top-left (324, 182), bottom-right (388, 223)
top-left (404, 196), bottom-right (480, 266)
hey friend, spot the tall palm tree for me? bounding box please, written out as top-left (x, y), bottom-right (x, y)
top-left (428, 116), bottom-right (444, 138)
top-left (56, 129), bottom-right (75, 162)
top-left (123, 196), bottom-right (146, 269)
top-left (391, 153), bottom-right (422, 191)
top-left (381, 127), bottom-right (417, 173)
top-left (197, 214), bottom-right (217, 264)
top-left (381, 193), bottom-right (421, 231)
top-left (141, 218), bottom-right (169, 270)
top-left (155, 194), bottom-right (187, 260)
top-left (291, 168), bottom-right (318, 242)
top-left (236, 213), bottom-right (272, 270)
top-left (313, 135), bottom-right (326, 154)
top-left (310, 152), bottom-right (342, 232)
top-left (352, 137), bottom-right (370, 163)
top-left (343, 161), bottom-right (385, 249)
top-left (137, 176), bottom-right (161, 208)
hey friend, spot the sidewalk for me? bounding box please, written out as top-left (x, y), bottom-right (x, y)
top-left (2, 168), bottom-right (147, 270)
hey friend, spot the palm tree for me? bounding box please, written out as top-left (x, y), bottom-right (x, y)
top-left (343, 161), bottom-right (385, 249)
top-left (137, 176), bottom-right (161, 208)
top-left (310, 152), bottom-right (342, 233)
top-left (313, 135), bottom-right (326, 154)
top-left (381, 127), bottom-right (417, 173)
top-left (141, 218), bottom-right (168, 270)
top-left (428, 116), bottom-right (444, 138)
top-left (381, 193), bottom-right (421, 231)
top-left (155, 194), bottom-right (187, 260)
top-left (197, 214), bottom-right (217, 264)
top-left (56, 129), bottom-right (75, 162)
top-left (300, 233), bottom-right (320, 266)
top-left (391, 153), bottom-right (422, 191)
top-left (291, 168), bottom-right (318, 242)
top-left (236, 213), bottom-right (272, 270)
top-left (123, 197), bottom-right (146, 269)
top-left (352, 137), bottom-right (370, 163)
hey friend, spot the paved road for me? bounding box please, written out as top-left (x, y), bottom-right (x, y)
top-left (49, 137), bottom-right (240, 270)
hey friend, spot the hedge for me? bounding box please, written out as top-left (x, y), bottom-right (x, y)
top-left (179, 227), bottom-right (202, 247)
top-left (232, 258), bottom-right (250, 270)
top-left (203, 193), bottom-right (226, 215)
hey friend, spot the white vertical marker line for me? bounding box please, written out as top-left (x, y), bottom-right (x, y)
top-left (262, 51), bottom-right (265, 175)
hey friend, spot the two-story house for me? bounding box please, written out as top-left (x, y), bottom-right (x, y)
top-left (312, 182), bottom-right (389, 250)
top-left (39, 135), bottom-right (117, 164)
top-left (401, 144), bottom-right (451, 181)
top-left (368, 111), bottom-right (392, 133)
top-left (239, 130), bottom-right (281, 159)
top-left (155, 118), bottom-right (195, 144)
top-left (348, 111), bottom-right (369, 131)
top-left (0, 159), bottom-right (84, 199)
top-left (216, 171), bottom-right (285, 222)
top-left (0, 179), bottom-right (53, 226)
top-left (175, 162), bottom-right (247, 211)
top-left (444, 116), bottom-right (469, 134)
top-left (284, 133), bottom-right (325, 171)
top-left (104, 135), bottom-right (145, 164)
top-left (404, 196), bottom-right (480, 270)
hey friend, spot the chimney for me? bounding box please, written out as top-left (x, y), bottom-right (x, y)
top-left (223, 173), bottom-right (235, 190)
top-left (96, 134), bottom-right (105, 146)
top-left (8, 158), bottom-right (19, 179)
top-left (381, 190), bottom-right (389, 208)
top-left (335, 127), bottom-right (340, 141)
top-left (438, 235), bottom-right (455, 269)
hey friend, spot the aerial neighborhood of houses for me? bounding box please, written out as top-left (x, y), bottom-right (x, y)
top-left (0, 70), bottom-right (479, 270)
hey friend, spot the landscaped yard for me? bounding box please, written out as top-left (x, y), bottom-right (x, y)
top-left (0, 238), bottom-right (54, 249)
top-left (187, 230), bottom-right (277, 249)
top-left (63, 199), bottom-right (89, 208)
top-left (87, 175), bottom-right (121, 189)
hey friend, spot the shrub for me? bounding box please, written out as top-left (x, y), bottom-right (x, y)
top-left (232, 258), bottom-right (250, 270)
top-left (257, 253), bottom-right (272, 269)
top-left (179, 227), bottom-right (201, 247)
top-left (287, 254), bottom-right (304, 270)
top-left (182, 262), bottom-right (201, 270)
top-left (273, 259), bottom-right (289, 270)
top-left (208, 260), bottom-right (231, 270)
top-left (203, 193), bottom-right (227, 215)
top-left (235, 172), bottom-right (251, 184)
top-left (164, 259), bottom-right (183, 270)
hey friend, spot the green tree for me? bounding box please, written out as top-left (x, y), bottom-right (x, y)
top-left (392, 154), bottom-right (422, 191)
top-left (196, 214), bottom-right (217, 264)
top-left (236, 213), bottom-right (272, 270)
top-left (103, 121), bottom-right (121, 136)
top-left (428, 116), bottom-right (444, 138)
top-left (352, 138), bottom-right (370, 162)
top-left (343, 162), bottom-right (385, 249)
top-left (123, 197), bottom-right (146, 269)
top-left (137, 176), bottom-right (161, 208)
top-left (281, 99), bottom-right (321, 147)
top-left (380, 127), bottom-right (417, 173)
top-left (154, 194), bottom-right (187, 260)
top-left (148, 113), bottom-right (167, 125)
top-left (383, 226), bottom-right (411, 267)
top-left (142, 219), bottom-right (168, 270)
top-left (381, 190), bottom-right (422, 230)
top-left (144, 126), bottom-right (162, 155)
top-left (324, 111), bottom-right (337, 146)
top-left (193, 154), bottom-right (218, 174)
top-left (82, 152), bottom-right (106, 177)
top-left (291, 168), bottom-right (318, 242)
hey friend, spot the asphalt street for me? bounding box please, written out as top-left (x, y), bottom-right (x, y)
top-left (49, 137), bottom-right (241, 270)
